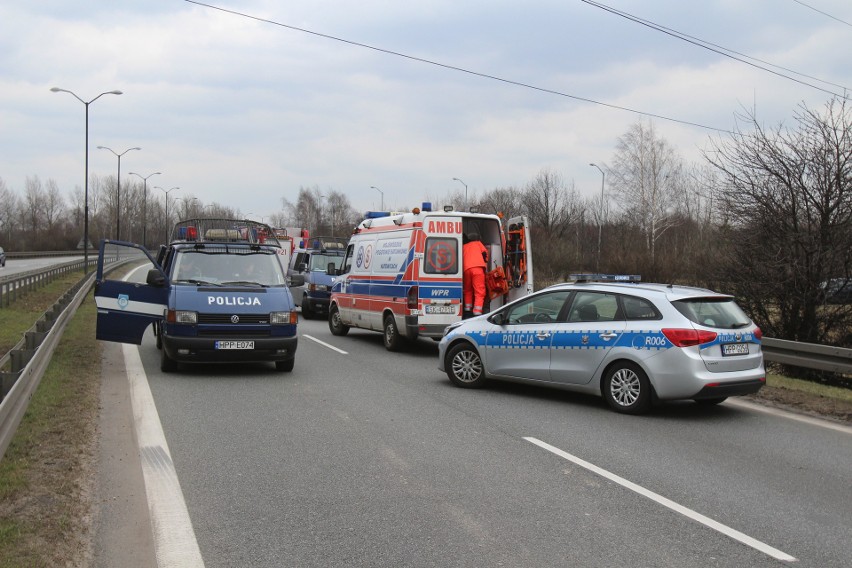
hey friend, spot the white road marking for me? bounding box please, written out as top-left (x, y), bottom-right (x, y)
top-left (725, 398), bottom-right (852, 434)
top-left (303, 334), bottom-right (349, 354)
top-left (524, 436), bottom-right (797, 563)
top-left (124, 344), bottom-right (205, 568)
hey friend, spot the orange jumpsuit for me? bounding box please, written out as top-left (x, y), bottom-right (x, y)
top-left (463, 240), bottom-right (488, 315)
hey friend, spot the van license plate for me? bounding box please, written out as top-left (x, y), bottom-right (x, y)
top-left (215, 341), bottom-right (255, 350)
top-left (722, 343), bottom-right (748, 356)
top-left (426, 305), bottom-right (456, 315)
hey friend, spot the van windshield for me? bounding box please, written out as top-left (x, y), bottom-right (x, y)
top-left (309, 253), bottom-right (343, 271)
top-left (174, 249), bottom-right (286, 287)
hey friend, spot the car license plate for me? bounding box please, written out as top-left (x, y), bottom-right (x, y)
top-left (426, 304), bottom-right (456, 315)
top-left (722, 343), bottom-right (749, 356)
top-left (215, 340), bottom-right (255, 350)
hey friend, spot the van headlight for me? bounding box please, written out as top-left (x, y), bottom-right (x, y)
top-left (271, 311), bottom-right (297, 324)
top-left (167, 310), bottom-right (197, 324)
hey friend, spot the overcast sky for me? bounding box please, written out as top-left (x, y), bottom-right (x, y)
top-left (2, 0), bottom-right (850, 220)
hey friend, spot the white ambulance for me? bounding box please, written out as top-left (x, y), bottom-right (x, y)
top-left (328, 202), bottom-right (533, 350)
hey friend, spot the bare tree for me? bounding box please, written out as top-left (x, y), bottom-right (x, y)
top-left (705, 97), bottom-right (852, 346)
top-left (609, 120), bottom-right (685, 274)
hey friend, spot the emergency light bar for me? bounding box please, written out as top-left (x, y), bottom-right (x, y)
top-left (570, 273), bottom-right (642, 283)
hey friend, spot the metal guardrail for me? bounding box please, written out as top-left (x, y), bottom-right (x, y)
top-left (0, 257), bottom-right (98, 308)
top-left (0, 272), bottom-right (94, 460)
top-left (762, 337), bottom-right (852, 375)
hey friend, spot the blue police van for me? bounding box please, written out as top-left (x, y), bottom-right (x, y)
top-left (94, 218), bottom-right (298, 372)
top-left (288, 235), bottom-right (347, 319)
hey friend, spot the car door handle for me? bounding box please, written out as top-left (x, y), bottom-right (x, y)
top-left (536, 332), bottom-right (551, 339)
top-left (599, 332), bottom-right (618, 340)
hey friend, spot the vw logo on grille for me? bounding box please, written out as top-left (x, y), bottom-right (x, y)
top-left (231, 315), bottom-right (240, 323)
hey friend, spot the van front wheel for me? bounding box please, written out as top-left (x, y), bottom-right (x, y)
top-left (383, 314), bottom-right (405, 351)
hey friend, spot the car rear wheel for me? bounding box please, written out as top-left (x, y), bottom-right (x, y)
top-left (383, 314), bottom-right (405, 351)
top-left (275, 359), bottom-right (295, 372)
top-left (160, 346), bottom-right (177, 373)
top-left (446, 343), bottom-right (486, 388)
top-left (328, 305), bottom-right (349, 336)
top-left (603, 362), bottom-right (652, 414)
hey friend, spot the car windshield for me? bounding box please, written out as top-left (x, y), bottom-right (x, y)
top-left (174, 250), bottom-right (286, 286)
top-left (672, 297), bottom-right (752, 329)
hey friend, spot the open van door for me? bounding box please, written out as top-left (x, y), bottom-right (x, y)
top-left (94, 240), bottom-right (169, 345)
top-left (505, 216), bottom-right (534, 303)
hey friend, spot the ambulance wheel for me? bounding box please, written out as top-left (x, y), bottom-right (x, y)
top-left (160, 347), bottom-right (178, 373)
top-left (301, 299), bottom-right (314, 320)
top-left (383, 315), bottom-right (405, 351)
top-left (276, 359), bottom-right (295, 372)
top-left (328, 305), bottom-right (349, 336)
top-left (602, 362), bottom-right (652, 414)
top-left (446, 343), bottom-right (486, 388)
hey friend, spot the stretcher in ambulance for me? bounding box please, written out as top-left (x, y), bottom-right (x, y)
top-left (328, 203), bottom-right (533, 350)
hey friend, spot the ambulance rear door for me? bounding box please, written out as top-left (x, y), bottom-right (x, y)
top-left (505, 215), bottom-right (534, 303)
top-left (419, 215), bottom-right (463, 325)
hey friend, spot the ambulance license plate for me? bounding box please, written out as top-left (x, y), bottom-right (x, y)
top-left (721, 343), bottom-right (748, 356)
top-left (426, 304), bottom-right (456, 315)
top-left (215, 340), bottom-right (255, 350)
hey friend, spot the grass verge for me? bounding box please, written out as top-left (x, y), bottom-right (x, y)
top-left (0, 292), bottom-right (101, 567)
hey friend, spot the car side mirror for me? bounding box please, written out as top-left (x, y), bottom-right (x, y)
top-left (146, 268), bottom-right (166, 287)
top-left (488, 311), bottom-right (507, 326)
top-left (326, 262), bottom-right (336, 275)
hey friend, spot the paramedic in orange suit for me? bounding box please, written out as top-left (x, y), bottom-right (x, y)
top-left (463, 232), bottom-right (488, 317)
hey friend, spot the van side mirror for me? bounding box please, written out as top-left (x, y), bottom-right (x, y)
top-left (326, 262), bottom-right (336, 275)
top-left (289, 274), bottom-right (305, 287)
top-left (297, 262), bottom-right (307, 273)
top-left (146, 268), bottom-right (166, 287)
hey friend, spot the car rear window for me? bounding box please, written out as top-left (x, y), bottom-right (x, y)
top-left (672, 297), bottom-right (752, 330)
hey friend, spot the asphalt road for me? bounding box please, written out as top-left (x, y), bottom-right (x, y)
top-left (0, 255), bottom-right (85, 277)
top-left (101, 316), bottom-right (852, 568)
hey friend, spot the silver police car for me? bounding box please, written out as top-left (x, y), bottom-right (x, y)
top-left (438, 276), bottom-right (765, 414)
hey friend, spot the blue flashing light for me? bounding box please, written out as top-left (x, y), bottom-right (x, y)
top-left (365, 211), bottom-right (391, 219)
top-left (422, 202), bottom-right (432, 212)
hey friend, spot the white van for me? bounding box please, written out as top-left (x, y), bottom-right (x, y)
top-left (328, 203), bottom-right (533, 350)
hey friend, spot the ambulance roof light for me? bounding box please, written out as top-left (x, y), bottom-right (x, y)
top-left (443, 205), bottom-right (454, 212)
top-left (422, 202), bottom-right (432, 212)
top-left (365, 211), bottom-right (390, 219)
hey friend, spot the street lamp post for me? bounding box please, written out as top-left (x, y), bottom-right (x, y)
top-left (154, 186), bottom-right (179, 243)
top-left (452, 177), bottom-right (468, 211)
top-left (98, 145), bottom-right (140, 240)
top-left (129, 171), bottom-right (161, 249)
top-left (50, 87), bottom-right (123, 272)
top-left (590, 163), bottom-right (606, 273)
top-left (371, 186), bottom-right (384, 210)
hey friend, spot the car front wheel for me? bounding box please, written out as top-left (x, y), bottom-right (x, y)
top-left (602, 362), bottom-right (652, 414)
top-left (446, 343), bottom-right (487, 388)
